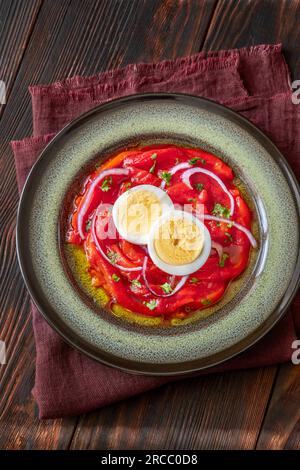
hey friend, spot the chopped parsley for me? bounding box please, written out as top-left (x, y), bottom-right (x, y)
top-left (123, 181), bottom-right (132, 191)
top-left (161, 282), bottom-right (172, 294)
top-left (190, 277), bottom-right (199, 284)
top-left (189, 157), bottom-right (206, 165)
top-left (188, 197), bottom-right (196, 203)
top-left (107, 250), bottom-right (118, 264)
top-left (195, 183), bottom-right (204, 191)
top-left (111, 274), bottom-right (120, 282)
top-left (227, 221), bottom-right (234, 228)
top-left (131, 279), bottom-right (142, 289)
top-left (212, 203), bottom-right (231, 219)
top-left (144, 299), bottom-right (157, 310)
top-left (219, 252), bottom-right (229, 268)
top-left (159, 171), bottom-right (172, 185)
top-left (101, 176), bottom-right (112, 192)
top-left (149, 160), bottom-right (156, 174)
top-left (151, 153), bottom-right (157, 159)
top-left (225, 232), bottom-right (233, 241)
top-left (201, 298), bottom-right (212, 306)
top-left (85, 220), bottom-right (91, 232)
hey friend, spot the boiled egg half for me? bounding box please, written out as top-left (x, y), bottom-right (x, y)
top-left (112, 184), bottom-right (174, 245)
top-left (147, 209), bottom-right (211, 275)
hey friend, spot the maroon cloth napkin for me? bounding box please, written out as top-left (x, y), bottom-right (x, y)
top-left (12, 44), bottom-right (300, 419)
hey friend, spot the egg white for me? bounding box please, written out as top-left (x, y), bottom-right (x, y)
top-left (147, 209), bottom-right (211, 276)
top-left (112, 184), bottom-right (174, 245)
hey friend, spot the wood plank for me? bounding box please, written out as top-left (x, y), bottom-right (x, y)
top-left (119, 0), bottom-right (218, 64)
top-left (256, 364), bottom-right (300, 450)
top-left (284, 421), bottom-right (300, 449)
top-left (0, 0), bottom-right (217, 449)
top-left (0, 0), bottom-right (42, 117)
top-left (203, 0), bottom-right (300, 79)
top-left (70, 368), bottom-right (276, 450)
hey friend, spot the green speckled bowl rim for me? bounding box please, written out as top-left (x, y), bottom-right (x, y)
top-left (16, 93), bottom-right (300, 375)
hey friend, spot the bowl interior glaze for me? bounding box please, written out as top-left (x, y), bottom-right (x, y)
top-left (17, 93), bottom-right (300, 374)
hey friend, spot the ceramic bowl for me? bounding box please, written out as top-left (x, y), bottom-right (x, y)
top-left (17, 93), bottom-right (300, 374)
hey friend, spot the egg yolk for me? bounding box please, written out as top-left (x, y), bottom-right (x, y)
top-left (117, 189), bottom-right (162, 238)
top-left (154, 217), bottom-right (204, 265)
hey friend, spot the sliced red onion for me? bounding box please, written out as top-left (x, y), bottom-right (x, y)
top-left (91, 214), bottom-right (142, 272)
top-left (78, 168), bottom-right (129, 239)
top-left (204, 214), bottom-right (257, 248)
top-left (181, 167), bottom-right (235, 215)
top-left (140, 245), bottom-right (149, 255)
top-left (211, 241), bottom-right (224, 260)
top-left (142, 256), bottom-right (188, 297)
top-left (160, 162), bottom-right (191, 189)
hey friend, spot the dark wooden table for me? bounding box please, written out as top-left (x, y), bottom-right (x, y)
top-left (1, 0), bottom-right (300, 450)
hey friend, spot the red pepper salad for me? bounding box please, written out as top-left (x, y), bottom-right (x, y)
top-left (66, 145), bottom-right (257, 319)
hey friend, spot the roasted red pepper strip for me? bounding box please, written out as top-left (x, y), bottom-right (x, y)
top-left (166, 183), bottom-right (197, 205)
top-left (184, 148), bottom-right (234, 181)
top-left (128, 167), bottom-right (162, 186)
top-left (119, 240), bottom-right (145, 264)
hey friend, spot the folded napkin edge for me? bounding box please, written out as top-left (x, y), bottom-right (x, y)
top-left (28, 56), bottom-right (239, 98)
top-left (11, 134), bottom-right (54, 149)
top-left (28, 43), bottom-right (282, 96)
